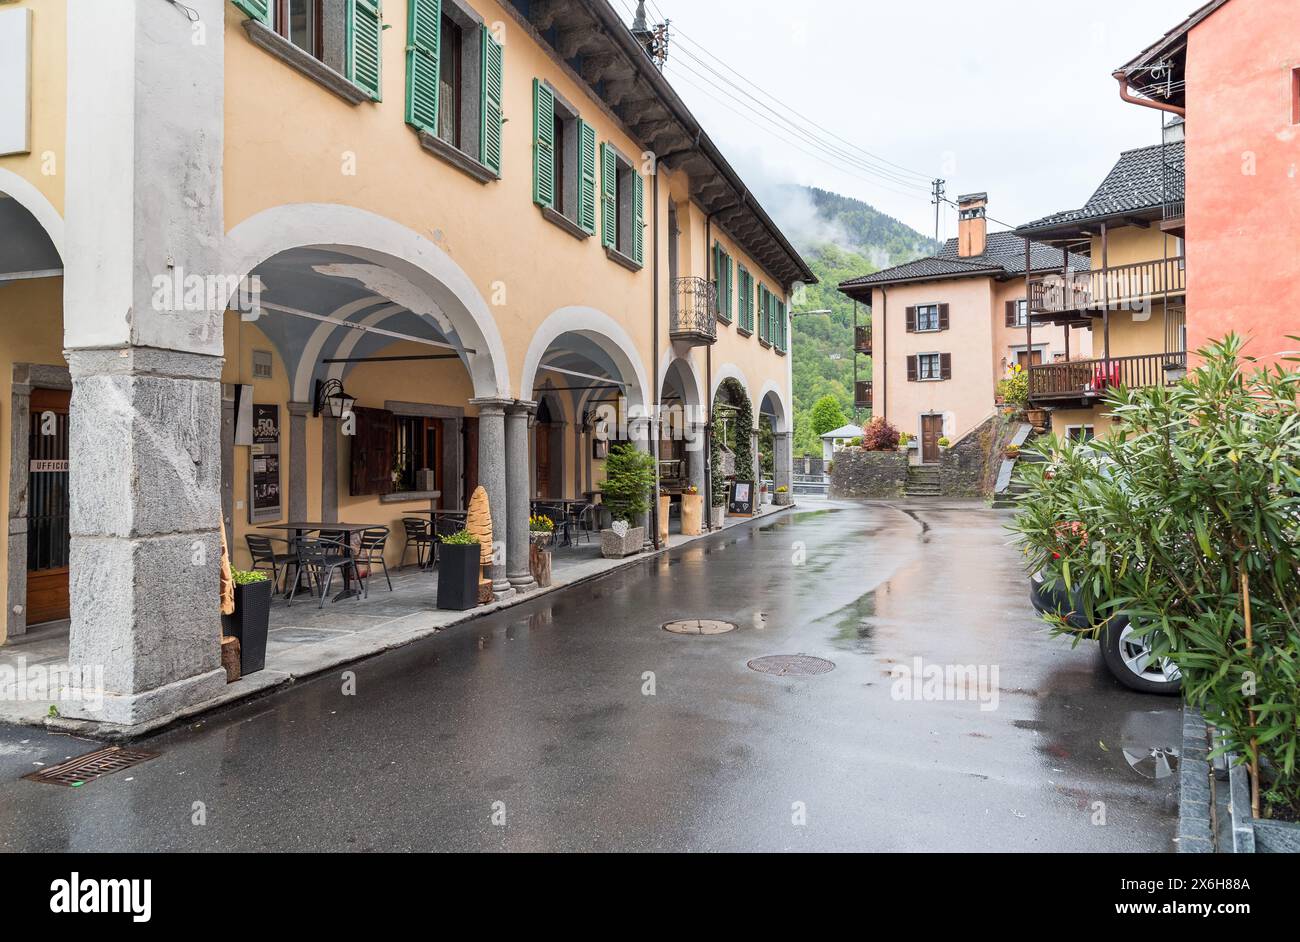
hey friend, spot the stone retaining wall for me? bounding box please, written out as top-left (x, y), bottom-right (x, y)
top-left (829, 449), bottom-right (908, 499)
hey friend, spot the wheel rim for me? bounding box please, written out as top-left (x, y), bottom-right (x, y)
top-left (1118, 623), bottom-right (1181, 685)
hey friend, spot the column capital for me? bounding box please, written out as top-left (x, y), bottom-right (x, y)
top-left (774, 431), bottom-right (792, 440)
top-left (507, 399), bottom-right (538, 416)
top-left (287, 401), bottom-right (311, 417)
top-left (470, 397), bottom-right (513, 416)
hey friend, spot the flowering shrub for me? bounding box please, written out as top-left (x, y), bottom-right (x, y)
top-left (529, 514), bottom-right (555, 533)
top-left (860, 417), bottom-right (901, 452)
top-left (997, 363), bottom-right (1029, 407)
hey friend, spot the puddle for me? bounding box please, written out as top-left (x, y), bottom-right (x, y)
top-left (823, 590), bottom-right (879, 653)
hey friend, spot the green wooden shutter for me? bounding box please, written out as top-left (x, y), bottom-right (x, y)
top-left (600, 143), bottom-right (617, 250)
top-left (578, 120), bottom-right (597, 234)
top-left (777, 299), bottom-right (787, 350)
top-left (232, 0), bottom-right (271, 22)
top-left (479, 29), bottom-right (503, 176)
top-left (713, 244), bottom-right (723, 314)
top-left (404, 0), bottom-right (439, 132)
top-left (726, 256), bottom-right (734, 321)
top-left (632, 170), bottom-right (645, 265)
top-left (347, 0), bottom-right (384, 102)
top-left (533, 80), bottom-right (555, 208)
top-left (738, 265), bottom-right (751, 331)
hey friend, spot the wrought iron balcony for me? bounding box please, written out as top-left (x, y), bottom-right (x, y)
top-left (669, 277), bottom-right (717, 346)
top-left (854, 325), bottom-right (872, 356)
top-left (1028, 257), bottom-right (1186, 317)
top-left (1028, 351), bottom-right (1187, 403)
top-left (855, 380), bottom-right (873, 409)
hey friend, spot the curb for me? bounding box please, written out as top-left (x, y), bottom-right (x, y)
top-left (1176, 707), bottom-right (1216, 853)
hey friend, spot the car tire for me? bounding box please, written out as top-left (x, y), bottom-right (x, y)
top-left (1099, 618), bottom-right (1182, 696)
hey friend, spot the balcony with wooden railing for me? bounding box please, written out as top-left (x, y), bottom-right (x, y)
top-left (855, 380), bottom-right (873, 409)
top-left (669, 277), bottom-right (717, 346)
top-left (1028, 257), bottom-right (1186, 317)
top-left (1028, 351), bottom-right (1187, 403)
top-left (854, 325), bottom-right (872, 356)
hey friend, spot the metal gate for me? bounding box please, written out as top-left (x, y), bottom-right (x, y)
top-left (26, 388), bottom-right (70, 625)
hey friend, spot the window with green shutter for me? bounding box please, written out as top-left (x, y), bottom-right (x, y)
top-left (479, 30), bottom-right (503, 176)
top-left (405, 0), bottom-right (440, 134)
top-left (632, 171), bottom-right (645, 266)
top-left (347, 0), bottom-right (384, 102)
top-left (534, 80), bottom-right (557, 208)
top-left (578, 121), bottom-right (597, 234)
top-left (600, 142), bottom-right (617, 250)
top-left (232, 0), bottom-right (271, 22)
top-left (737, 265), bottom-right (753, 333)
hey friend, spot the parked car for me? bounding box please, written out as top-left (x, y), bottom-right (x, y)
top-left (1029, 571), bottom-right (1182, 695)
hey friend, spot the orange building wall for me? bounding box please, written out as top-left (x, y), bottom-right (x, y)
top-left (1185, 0), bottom-right (1300, 365)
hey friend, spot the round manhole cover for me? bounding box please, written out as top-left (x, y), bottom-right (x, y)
top-left (663, 619), bottom-right (737, 635)
top-left (747, 654), bottom-right (835, 676)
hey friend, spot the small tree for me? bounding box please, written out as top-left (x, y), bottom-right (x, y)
top-left (1011, 336), bottom-right (1300, 817)
top-left (601, 443), bottom-right (656, 525)
top-left (860, 417), bottom-right (901, 452)
top-left (810, 394), bottom-right (848, 436)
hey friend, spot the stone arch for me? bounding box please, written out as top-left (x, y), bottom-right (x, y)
top-left (520, 306), bottom-right (650, 410)
top-left (757, 380), bottom-right (792, 435)
top-left (0, 168), bottom-right (64, 260)
top-left (223, 203), bottom-right (510, 399)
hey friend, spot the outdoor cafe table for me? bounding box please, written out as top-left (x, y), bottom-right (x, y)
top-left (259, 521), bottom-right (381, 601)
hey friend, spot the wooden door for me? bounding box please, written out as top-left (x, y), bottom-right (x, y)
top-left (26, 388), bottom-right (71, 625)
top-left (921, 415), bottom-right (944, 464)
top-left (1017, 349), bottom-right (1044, 369)
top-left (535, 425), bottom-right (552, 499)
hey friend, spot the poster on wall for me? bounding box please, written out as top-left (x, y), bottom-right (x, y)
top-left (249, 404), bottom-right (282, 523)
top-left (728, 480), bottom-right (755, 517)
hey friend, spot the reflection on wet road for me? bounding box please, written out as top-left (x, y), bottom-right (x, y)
top-left (0, 500), bottom-right (1180, 852)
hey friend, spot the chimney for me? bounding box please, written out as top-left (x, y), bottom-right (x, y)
top-left (631, 2), bottom-right (655, 59)
top-left (957, 192), bottom-right (988, 258)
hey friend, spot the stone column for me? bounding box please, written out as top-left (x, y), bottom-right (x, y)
top-left (686, 422), bottom-right (707, 496)
top-left (287, 401), bottom-right (310, 521)
top-left (774, 431), bottom-right (793, 495)
top-left (505, 400), bottom-right (537, 592)
top-left (63, 349), bottom-right (228, 726)
top-left (470, 398), bottom-right (514, 600)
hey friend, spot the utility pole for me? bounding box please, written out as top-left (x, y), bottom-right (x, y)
top-left (931, 178), bottom-right (946, 244)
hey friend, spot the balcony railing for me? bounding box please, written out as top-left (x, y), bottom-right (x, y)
top-left (1028, 351), bottom-right (1187, 402)
top-left (855, 380), bottom-right (873, 409)
top-left (1028, 257), bottom-right (1186, 316)
top-left (854, 325), bottom-right (872, 356)
top-left (669, 277), bottom-right (717, 346)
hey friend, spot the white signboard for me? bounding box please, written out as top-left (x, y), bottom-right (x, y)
top-left (0, 7), bottom-right (33, 156)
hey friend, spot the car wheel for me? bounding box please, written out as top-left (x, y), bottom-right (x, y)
top-left (1099, 618), bottom-right (1182, 695)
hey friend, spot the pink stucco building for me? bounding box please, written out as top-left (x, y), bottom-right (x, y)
top-left (1116, 0), bottom-right (1299, 366)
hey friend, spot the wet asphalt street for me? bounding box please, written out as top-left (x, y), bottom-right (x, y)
top-left (0, 501), bottom-right (1182, 852)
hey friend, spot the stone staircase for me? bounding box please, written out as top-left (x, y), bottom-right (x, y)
top-left (991, 431), bottom-right (1045, 509)
top-left (904, 464), bottom-right (941, 498)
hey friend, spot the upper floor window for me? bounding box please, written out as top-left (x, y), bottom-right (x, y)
top-left (908, 352), bottom-right (952, 382)
top-left (437, 14), bottom-right (464, 148)
top-left (908, 303), bottom-right (948, 333)
top-left (235, 0), bottom-right (381, 102)
top-left (281, 0), bottom-right (327, 61)
top-left (534, 81), bottom-right (596, 236)
top-left (1292, 66), bottom-right (1300, 126)
top-left (918, 352), bottom-right (942, 380)
top-left (1007, 299), bottom-right (1028, 328)
top-left (714, 244), bottom-right (734, 323)
top-left (601, 144), bottom-right (644, 267)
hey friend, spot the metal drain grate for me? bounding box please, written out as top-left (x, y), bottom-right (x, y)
top-left (24, 746), bottom-right (158, 787)
top-left (663, 619), bottom-right (737, 635)
top-left (747, 654), bottom-right (835, 676)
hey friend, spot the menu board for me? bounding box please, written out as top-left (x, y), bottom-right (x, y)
top-left (728, 480), bottom-right (755, 517)
top-left (249, 404), bottom-right (282, 523)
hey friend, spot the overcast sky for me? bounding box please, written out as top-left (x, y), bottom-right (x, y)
top-left (616, 0), bottom-right (1193, 241)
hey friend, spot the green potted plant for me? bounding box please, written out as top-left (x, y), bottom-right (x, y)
top-left (937, 436), bottom-right (952, 450)
top-left (600, 443), bottom-right (655, 558)
top-left (773, 484), bottom-right (792, 507)
top-left (436, 529), bottom-right (481, 611)
top-left (222, 569), bottom-right (273, 675)
top-left (709, 435), bottom-right (729, 529)
top-left (897, 432), bottom-right (912, 453)
top-left (1005, 443), bottom-right (1021, 459)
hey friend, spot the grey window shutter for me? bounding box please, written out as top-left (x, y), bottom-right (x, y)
top-left (905, 306), bottom-right (916, 332)
top-left (906, 355), bottom-right (918, 382)
top-left (940, 353), bottom-right (953, 380)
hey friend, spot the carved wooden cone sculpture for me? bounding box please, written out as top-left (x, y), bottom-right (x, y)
top-left (466, 485), bottom-right (495, 603)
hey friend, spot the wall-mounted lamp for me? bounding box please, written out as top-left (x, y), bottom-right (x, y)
top-left (314, 378), bottom-right (356, 419)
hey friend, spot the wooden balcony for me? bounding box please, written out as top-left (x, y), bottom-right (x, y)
top-left (669, 277), bottom-right (717, 346)
top-left (855, 380), bottom-right (873, 409)
top-left (1028, 257), bottom-right (1186, 317)
top-left (1028, 351), bottom-right (1187, 403)
top-left (854, 325), bottom-right (872, 356)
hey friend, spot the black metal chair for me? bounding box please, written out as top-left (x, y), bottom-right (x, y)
top-left (357, 526), bottom-right (392, 593)
top-left (246, 534), bottom-right (296, 592)
top-left (575, 503), bottom-right (599, 543)
top-left (289, 537), bottom-right (362, 608)
top-left (400, 518), bottom-right (436, 570)
top-left (535, 503), bottom-right (573, 548)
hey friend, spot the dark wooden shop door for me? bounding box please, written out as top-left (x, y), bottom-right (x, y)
top-left (26, 388), bottom-right (71, 625)
top-left (921, 414), bottom-right (944, 464)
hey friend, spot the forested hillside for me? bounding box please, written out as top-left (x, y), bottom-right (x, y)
top-left (775, 186), bottom-right (938, 456)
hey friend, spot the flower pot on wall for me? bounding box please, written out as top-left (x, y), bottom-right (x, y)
top-left (680, 493), bottom-right (703, 535)
top-left (600, 526), bottom-right (645, 559)
top-left (437, 543), bottom-right (481, 611)
top-left (221, 579), bottom-right (273, 676)
top-left (773, 491), bottom-right (792, 506)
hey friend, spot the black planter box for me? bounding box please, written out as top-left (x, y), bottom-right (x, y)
top-left (437, 543), bottom-right (481, 611)
top-left (222, 579), bottom-right (274, 675)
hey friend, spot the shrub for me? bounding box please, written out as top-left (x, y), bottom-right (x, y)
top-left (231, 569), bottom-right (270, 586)
top-left (776, 485), bottom-right (788, 494)
top-left (1010, 336), bottom-right (1300, 817)
top-left (810, 394), bottom-right (848, 436)
top-left (898, 432), bottom-right (912, 448)
top-left (860, 417), bottom-right (900, 452)
top-left (997, 364), bottom-right (1029, 407)
top-left (937, 436), bottom-right (951, 448)
top-left (602, 442), bottom-right (657, 524)
top-left (440, 529), bottom-right (479, 546)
